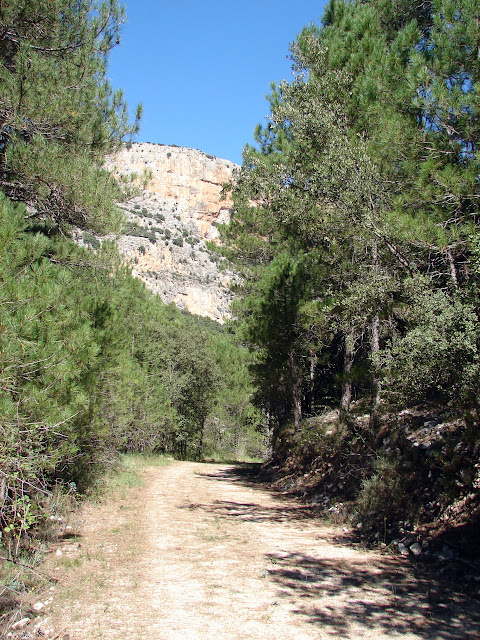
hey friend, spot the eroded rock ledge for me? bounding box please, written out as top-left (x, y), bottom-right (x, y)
top-left (105, 143), bottom-right (239, 323)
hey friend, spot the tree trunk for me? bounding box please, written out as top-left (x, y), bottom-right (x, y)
top-left (197, 419), bottom-right (205, 459)
top-left (370, 312), bottom-right (381, 428)
top-left (370, 242), bottom-right (381, 429)
top-left (293, 387), bottom-right (302, 432)
top-left (264, 408), bottom-right (274, 459)
top-left (309, 348), bottom-right (318, 415)
top-left (340, 330), bottom-right (355, 416)
top-left (290, 350), bottom-right (302, 431)
top-left (447, 247), bottom-right (459, 289)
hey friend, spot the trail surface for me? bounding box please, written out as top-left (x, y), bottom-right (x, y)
top-left (40, 461), bottom-right (478, 639)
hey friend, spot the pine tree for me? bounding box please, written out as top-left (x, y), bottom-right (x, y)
top-left (0, 0), bottom-right (141, 233)
top-left (0, 0), bottom-right (142, 548)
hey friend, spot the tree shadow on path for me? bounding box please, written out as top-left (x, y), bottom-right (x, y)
top-left (264, 551), bottom-right (479, 639)
top-left (189, 464), bottom-right (480, 639)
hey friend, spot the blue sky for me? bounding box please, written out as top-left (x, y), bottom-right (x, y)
top-left (108, 1), bottom-right (329, 165)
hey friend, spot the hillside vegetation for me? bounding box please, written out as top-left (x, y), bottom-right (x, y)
top-left (218, 0), bottom-right (480, 551)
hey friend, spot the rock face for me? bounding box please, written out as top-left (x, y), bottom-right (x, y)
top-left (105, 143), bottom-right (238, 323)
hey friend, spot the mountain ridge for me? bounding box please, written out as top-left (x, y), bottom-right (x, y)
top-left (106, 142), bottom-right (239, 323)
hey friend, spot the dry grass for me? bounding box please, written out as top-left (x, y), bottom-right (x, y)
top-left (1, 453), bottom-right (172, 639)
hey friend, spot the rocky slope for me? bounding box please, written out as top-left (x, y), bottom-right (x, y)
top-left (105, 143), bottom-right (238, 322)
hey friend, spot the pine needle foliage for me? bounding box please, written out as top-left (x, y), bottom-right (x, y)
top-left (0, 0), bottom-right (142, 232)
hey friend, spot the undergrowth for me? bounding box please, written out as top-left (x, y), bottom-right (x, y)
top-left (265, 404), bottom-right (480, 553)
top-left (202, 452), bottom-right (264, 464)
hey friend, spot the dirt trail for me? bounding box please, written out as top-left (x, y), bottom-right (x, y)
top-left (38, 461), bottom-right (478, 640)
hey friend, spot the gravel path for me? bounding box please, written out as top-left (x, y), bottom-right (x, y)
top-left (37, 461), bottom-right (479, 639)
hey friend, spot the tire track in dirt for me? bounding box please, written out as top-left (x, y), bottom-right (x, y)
top-left (39, 461), bottom-right (479, 639)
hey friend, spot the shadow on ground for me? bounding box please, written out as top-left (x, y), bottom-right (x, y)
top-left (193, 463), bottom-right (312, 524)
top-left (196, 463), bottom-right (267, 486)
top-left (265, 551), bottom-right (480, 639)
top-left (189, 464), bottom-right (480, 640)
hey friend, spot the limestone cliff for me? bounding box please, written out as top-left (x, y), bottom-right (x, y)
top-left (104, 143), bottom-right (238, 323)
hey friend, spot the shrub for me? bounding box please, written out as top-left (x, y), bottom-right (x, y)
top-left (125, 224), bottom-right (156, 243)
top-left (356, 456), bottom-right (406, 522)
top-left (383, 279), bottom-right (480, 409)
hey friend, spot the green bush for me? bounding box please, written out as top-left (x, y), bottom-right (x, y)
top-left (383, 278), bottom-right (480, 409)
top-left (125, 223), bottom-right (156, 243)
top-left (356, 456), bottom-right (406, 521)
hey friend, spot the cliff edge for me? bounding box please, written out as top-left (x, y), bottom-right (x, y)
top-left (105, 143), bottom-right (238, 323)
